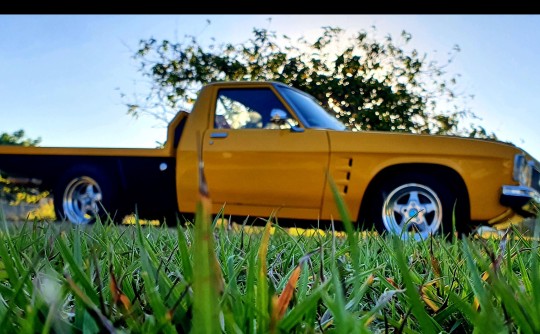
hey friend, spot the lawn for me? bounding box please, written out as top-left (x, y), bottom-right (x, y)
top-left (0, 197), bottom-right (539, 334)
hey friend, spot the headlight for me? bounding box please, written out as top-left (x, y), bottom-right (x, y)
top-left (513, 154), bottom-right (533, 187)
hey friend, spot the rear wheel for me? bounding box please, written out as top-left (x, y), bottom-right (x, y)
top-left (365, 172), bottom-right (467, 240)
top-left (54, 166), bottom-right (118, 224)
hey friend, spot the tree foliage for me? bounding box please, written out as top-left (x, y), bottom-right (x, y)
top-left (0, 129), bottom-right (41, 146)
top-left (124, 23), bottom-right (496, 139)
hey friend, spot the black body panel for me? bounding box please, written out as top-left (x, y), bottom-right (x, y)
top-left (0, 154), bottom-right (178, 219)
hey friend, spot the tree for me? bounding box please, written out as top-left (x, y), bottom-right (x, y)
top-left (123, 23), bottom-right (496, 139)
top-left (0, 129), bottom-right (41, 146)
top-left (0, 130), bottom-right (44, 204)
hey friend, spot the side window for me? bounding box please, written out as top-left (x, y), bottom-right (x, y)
top-left (214, 88), bottom-right (299, 130)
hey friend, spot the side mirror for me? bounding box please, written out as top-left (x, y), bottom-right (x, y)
top-left (269, 108), bottom-right (288, 125)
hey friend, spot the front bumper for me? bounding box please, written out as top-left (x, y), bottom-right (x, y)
top-left (500, 185), bottom-right (540, 217)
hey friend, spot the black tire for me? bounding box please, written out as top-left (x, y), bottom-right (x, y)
top-left (53, 165), bottom-right (119, 225)
top-left (364, 172), bottom-right (467, 240)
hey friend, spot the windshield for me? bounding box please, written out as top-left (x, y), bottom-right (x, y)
top-left (276, 85), bottom-right (347, 131)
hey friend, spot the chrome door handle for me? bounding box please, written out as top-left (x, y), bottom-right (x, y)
top-left (210, 132), bottom-right (228, 139)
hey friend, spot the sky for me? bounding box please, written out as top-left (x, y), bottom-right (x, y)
top-left (1, 15), bottom-right (539, 159)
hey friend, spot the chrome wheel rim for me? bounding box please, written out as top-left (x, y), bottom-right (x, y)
top-left (382, 183), bottom-right (442, 241)
top-left (62, 176), bottom-right (102, 224)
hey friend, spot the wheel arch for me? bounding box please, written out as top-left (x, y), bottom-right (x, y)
top-left (48, 157), bottom-right (124, 189)
top-left (54, 160), bottom-right (125, 194)
top-left (359, 163), bottom-right (471, 227)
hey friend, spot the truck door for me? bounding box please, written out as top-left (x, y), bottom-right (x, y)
top-left (202, 86), bottom-right (329, 218)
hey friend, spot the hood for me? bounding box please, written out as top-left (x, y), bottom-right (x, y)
top-left (326, 130), bottom-right (529, 162)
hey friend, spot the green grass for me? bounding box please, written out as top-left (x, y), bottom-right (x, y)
top-left (1, 173), bottom-right (540, 334)
top-left (0, 210), bottom-right (539, 333)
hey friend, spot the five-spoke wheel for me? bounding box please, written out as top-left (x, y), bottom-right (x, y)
top-left (62, 176), bottom-right (103, 224)
top-left (382, 183), bottom-right (443, 241)
top-left (54, 166), bottom-right (116, 225)
top-left (365, 172), bottom-right (467, 241)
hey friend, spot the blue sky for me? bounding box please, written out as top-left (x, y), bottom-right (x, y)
top-left (1, 15), bottom-right (539, 159)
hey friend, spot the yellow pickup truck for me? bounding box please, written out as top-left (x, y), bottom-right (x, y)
top-left (1, 81), bottom-right (538, 239)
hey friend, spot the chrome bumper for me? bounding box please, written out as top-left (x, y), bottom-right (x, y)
top-left (500, 185), bottom-right (540, 217)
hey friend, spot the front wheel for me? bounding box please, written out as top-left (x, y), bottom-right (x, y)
top-left (365, 173), bottom-right (467, 241)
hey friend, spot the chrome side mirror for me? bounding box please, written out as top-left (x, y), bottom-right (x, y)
top-left (270, 108), bottom-right (288, 125)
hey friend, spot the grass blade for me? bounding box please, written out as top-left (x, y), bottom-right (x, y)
top-left (257, 220), bottom-right (272, 332)
top-left (177, 226), bottom-right (193, 282)
top-left (191, 131), bottom-right (222, 334)
top-left (273, 263), bottom-right (301, 321)
top-left (279, 280), bottom-right (330, 332)
top-left (56, 232), bottom-right (99, 305)
top-left (392, 236), bottom-right (439, 333)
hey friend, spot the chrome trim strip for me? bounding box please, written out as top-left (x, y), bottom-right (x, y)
top-left (502, 185), bottom-right (540, 203)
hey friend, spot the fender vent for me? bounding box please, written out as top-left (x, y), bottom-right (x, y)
top-left (333, 157), bottom-right (353, 195)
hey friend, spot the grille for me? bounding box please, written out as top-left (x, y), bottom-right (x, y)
top-left (532, 166), bottom-right (540, 192)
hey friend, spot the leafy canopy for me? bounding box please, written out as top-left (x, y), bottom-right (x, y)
top-left (124, 23), bottom-right (496, 139)
top-left (0, 129), bottom-right (41, 146)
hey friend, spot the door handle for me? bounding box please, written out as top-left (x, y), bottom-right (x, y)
top-left (210, 132), bottom-right (228, 139)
